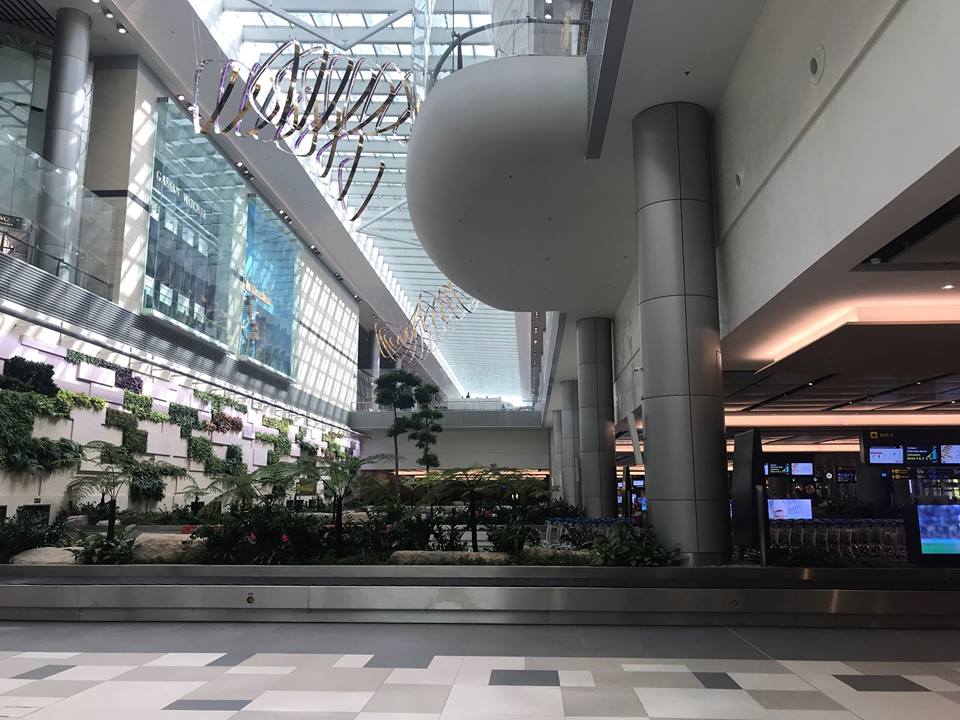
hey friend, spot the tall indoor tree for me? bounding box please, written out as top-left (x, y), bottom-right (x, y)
top-left (407, 383), bottom-right (444, 481)
top-left (373, 368), bottom-right (422, 494)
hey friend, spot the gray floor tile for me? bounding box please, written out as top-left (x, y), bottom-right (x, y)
top-left (233, 714), bottom-right (356, 720)
top-left (1, 680), bottom-right (97, 697)
top-left (361, 682), bottom-right (451, 712)
top-left (748, 689), bottom-right (845, 710)
top-left (11, 665), bottom-right (73, 680)
top-left (835, 674), bottom-right (930, 692)
top-left (489, 669), bottom-right (560, 686)
top-left (562, 686), bottom-right (647, 717)
top-left (272, 667), bottom-right (391, 691)
top-left (941, 691), bottom-right (960, 705)
top-left (627, 671), bottom-right (703, 689)
top-left (365, 652), bottom-right (434, 669)
top-left (206, 651), bottom-right (255, 667)
top-left (736, 628), bottom-right (960, 662)
top-left (694, 672), bottom-right (740, 689)
top-left (164, 699), bottom-right (250, 711)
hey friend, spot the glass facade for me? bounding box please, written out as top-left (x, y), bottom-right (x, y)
top-left (242, 197), bottom-right (299, 376)
top-left (144, 99), bottom-right (245, 346)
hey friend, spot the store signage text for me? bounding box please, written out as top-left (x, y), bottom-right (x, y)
top-left (155, 169), bottom-right (206, 221)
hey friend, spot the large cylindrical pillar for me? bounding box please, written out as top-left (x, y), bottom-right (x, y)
top-left (369, 333), bottom-right (382, 379)
top-left (633, 102), bottom-right (729, 564)
top-left (36, 8), bottom-right (91, 280)
top-left (577, 317), bottom-right (616, 518)
top-left (550, 409), bottom-right (563, 498)
top-left (559, 380), bottom-right (579, 505)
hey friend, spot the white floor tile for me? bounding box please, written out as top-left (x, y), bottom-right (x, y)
top-left (333, 654), bottom-right (374, 669)
top-left (779, 661), bottom-right (861, 677)
top-left (729, 671), bottom-right (814, 690)
top-left (225, 666), bottom-right (295, 675)
top-left (13, 654), bottom-right (77, 661)
top-left (457, 657), bottom-right (524, 686)
top-left (622, 663), bottom-right (688, 672)
top-left (356, 714), bottom-right (441, 720)
top-left (633, 688), bottom-right (767, 719)
top-left (441, 685), bottom-right (564, 718)
top-left (145, 654), bottom-right (225, 667)
top-left (244, 690), bottom-right (374, 712)
top-left (46, 666), bottom-right (136, 682)
top-left (0, 681), bottom-right (33, 695)
top-left (387, 656), bottom-right (463, 685)
top-left (558, 671), bottom-right (594, 687)
top-left (905, 674), bottom-right (960, 691)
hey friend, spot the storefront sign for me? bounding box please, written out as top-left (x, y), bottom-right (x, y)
top-left (155, 168), bottom-right (206, 220)
top-left (0, 213), bottom-right (25, 230)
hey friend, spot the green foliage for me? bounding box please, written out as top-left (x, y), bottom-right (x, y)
top-left (72, 531), bottom-right (135, 565)
top-left (123, 428), bottom-right (148, 454)
top-left (374, 369), bottom-right (421, 412)
top-left (588, 523), bottom-right (681, 567)
top-left (262, 416), bottom-right (291, 433)
top-left (485, 506), bottom-right (541, 555)
top-left (123, 391), bottom-right (169, 424)
top-left (203, 444), bottom-right (246, 476)
top-left (0, 391), bottom-right (83, 472)
top-left (194, 389), bottom-right (247, 414)
top-left (347, 499), bottom-right (436, 559)
top-left (0, 356), bottom-right (58, 396)
top-left (187, 435), bottom-right (213, 463)
top-left (407, 383), bottom-right (443, 471)
top-left (255, 431), bottom-right (291, 462)
top-left (65, 390), bottom-right (106, 412)
top-left (0, 512), bottom-right (67, 563)
top-left (191, 505), bottom-right (328, 564)
top-left (65, 351), bottom-right (143, 393)
top-left (168, 403), bottom-right (201, 438)
top-left (104, 408), bottom-right (138, 433)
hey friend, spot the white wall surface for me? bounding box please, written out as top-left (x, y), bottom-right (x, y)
top-left (715, 0), bottom-right (960, 334)
top-left (359, 427), bottom-right (550, 471)
top-left (613, 274), bottom-right (642, 422)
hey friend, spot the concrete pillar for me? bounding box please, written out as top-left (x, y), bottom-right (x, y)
top-left (576, 317), bottom-right (616, 518)
top-left (550, 409), bottom-right (564, 498)
top-left (369, 333), bottom-right (382, 380)
top-left (36, 8), bottom-right (91, 281)
top-left (633, 102), bottom-right (730, 564)
top-left (559, 380), bottom-right (579, 505)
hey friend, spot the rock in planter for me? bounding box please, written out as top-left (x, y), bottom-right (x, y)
top-left (10, 547), bottom-right (80, 565)
top-left (132, 533), bottom-right (205, 563)
top-left (389, 550), bottom-right (511, 565)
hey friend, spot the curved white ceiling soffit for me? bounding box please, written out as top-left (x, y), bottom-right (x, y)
top-left (406, 55), bottom-right (636, 316)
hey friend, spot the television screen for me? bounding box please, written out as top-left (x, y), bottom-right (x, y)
top-left (942, 445), bottom-right (960, 465)
top-left (765, 462), bottom-right (791, 476)
top-left (868, 445), bottom-right (904, 465)
top-left (905, 445), bottom-right (939, 465)
top-left (918, 503), bottom-right (960, 555)
top-left (791, 462), bottom-right (814, 476)
top-left (767, 498), bottom-right (813, 520)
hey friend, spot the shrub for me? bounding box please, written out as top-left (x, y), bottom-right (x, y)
top-left (123, 428), bottom-right (148, 454)
top-left (484, 507), bottom-right (541, 555)
top-left (262, 416), bottom-right (291, 433)
top-left (192, 506), bottom-right (327, 564)
top-left (66, 391), bottom-right (106, 412)
top-left (0, 512), bottom-right (66, 563)
top-left (255, 431), bottom-right (291, 463)
top-left (65, 350), bottom-right (143, 393)
top-left (0, 356), bottom-right (58, 396)
top-left (72, 531), bottom-right (135, 565)
top-left (204, 412), bottom-right (243, 434)
top-left (589, 523), bottom-right (680, 567)
top-left (204, 444), bottom-right (245, 476)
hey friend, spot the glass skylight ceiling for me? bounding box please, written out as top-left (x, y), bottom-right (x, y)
top-left (205, 0), bottom-right (523, 402)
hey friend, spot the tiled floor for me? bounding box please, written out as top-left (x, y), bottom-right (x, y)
top-left (0, 623), bottom-right (958, 719)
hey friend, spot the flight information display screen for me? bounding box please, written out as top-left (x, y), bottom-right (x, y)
top-left (836, 466), bottom-right (857, 483)
top-left (764, 463), bottom-right (791, 476)
top-left (868, 446), bottom-right (904, 465)
top-left (767, 499), bottom-right (813, 520)
top-left (905, 445), bottom-right (940, 465)
top-left (790, 462), bottom-right (814, 476)
top-left (941, 445), bottom-right (960, 465)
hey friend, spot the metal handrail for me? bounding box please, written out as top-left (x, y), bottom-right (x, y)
top-left (430, 17), bottom-right (591, 85)
top-left (0, 230), bottom-right (113, 299)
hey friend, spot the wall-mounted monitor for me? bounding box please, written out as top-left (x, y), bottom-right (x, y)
top-left (836, 466), bottom-right (857, 483)
top-left (941, 445), bottom-right (960, 465)
top-left (767, 498), bottom-right (813, 520)
top-left (790, 462), bottom-right (814, 476)
top-left (868, 445), bottom-right (904, 465)
top-left (764, 462), bottom-right (791, 476)
top-left (905, 445), bottom-right (940, 465)
top-left (917, 503), bottom-right (960, 555)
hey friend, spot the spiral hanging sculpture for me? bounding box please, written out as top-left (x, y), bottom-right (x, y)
top-left (375, 283), bottom-right (479, 362)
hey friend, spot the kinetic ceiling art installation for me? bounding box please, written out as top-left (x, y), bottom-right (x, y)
top-left (193, 39), bottom-right (413, 221)
top-left (375, 282), bottom-right (479, 362)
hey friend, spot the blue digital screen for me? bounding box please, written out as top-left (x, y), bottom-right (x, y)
top-left (918, 504), bottom-right (960, 555)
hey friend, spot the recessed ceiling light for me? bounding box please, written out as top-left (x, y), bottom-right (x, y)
top-left (236, 161), bottom-right (243, 168)
top-left (91, 0), bottom-right (100, 4)
top-left (176, 94), bottom-right (185, 101)
top-left (116, 24), bottom-right (127, 33)
top-left (545, 12), bottom-right (552, 18)
top-left (103, 9), bottom-right (114, 19)
top-left (943, 284), bottom-right (955, 290)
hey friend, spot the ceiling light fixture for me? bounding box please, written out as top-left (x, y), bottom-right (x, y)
top-left (103, 8), bottom-right (115, 19)
top-left (943, 284), bottom-right (955, 290)
top-left (176, 94), bottom-right (185, 102)
top-left (545, 12), bottom-right (552, 18)
top-left (91, 0), bottom-right (100, 4)
top-left (116, 24), bottom-right (127, 34)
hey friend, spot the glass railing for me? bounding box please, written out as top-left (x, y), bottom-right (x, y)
top-left (414, 1), bottom-right (592, 95)
top-left (0, 131), bottom-right (117, 299)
